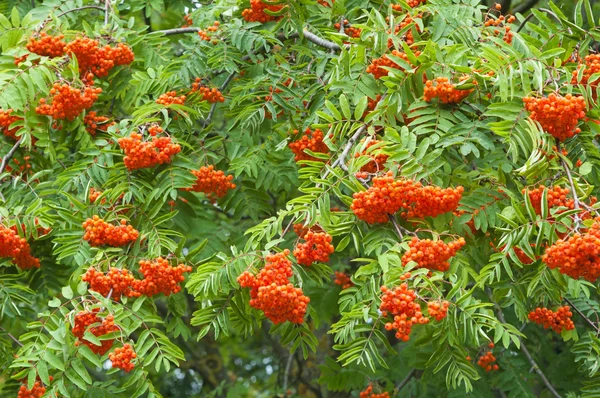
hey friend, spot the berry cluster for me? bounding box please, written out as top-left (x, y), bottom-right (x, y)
top-left (293, 223), bottom-right (323, 238)
top-left (0, 109), bottom-right (22, 140)
top-left (359, 384), bottom-right (390, 398)
top-left (0, 224), bottom-right (40, 269)
top-left (135, 257), bottom-right (192, 296)
top-left (524, 185), bottom-right (574, 215)
top-left (82, 216), bottom-right (139, 247)
top-left (401, 237), bottom-right (466, 272)
top-left (334, 271), bottom-right (353, 289)
top-left (528, 306), bottom-right (575, 333)
top-left (367, 50), bottom-right (417, 79)
top-left (147, 124), bottom-right (163, 137)
top-left (36, 82), bottom-right (102, 121)
top-left (26, 33), bottom-right (66, 57)
top-left (572, 54), bottom-right (600, 90)
top-left (366, 95), bottom-right (383, 114)
top-left (293, 231), bottom-right (335, 266)
top-left (387, 15), bottom-right (420, 48)
top-left (197, 21), bottom-right (220, 43)
top-left (84, 111), bottom-right (114, 135)
top-left (542, 222), bottom-right (600, 281)
top-left (156, 91), bottom-right (186, 106)
top-left (182, 14), bottom-right (193, 27)
top-left (9, 219), bottom-right (51, 240)
top-left (82, 267), bottom-right (141, 300)
top-left (381, 282), bottom-right (429, 341)
top-left (427, 300), bottom-right (450, 321)
top-left (72, 310), bottom-right (118, 354)
top-left (65, 37), bottom-right (134, 78)
top-left (484, 13), bottom-right (515, 44)
top-left (424, 76), bottom-right (474, 104)
top-left (89, 188), bottom-right (104, 204)
top-left (288, 128), bottom-right (330, 163)
top-left (18, 377), bottom-right (53, 398)
top-left (350, 173), bottom-right (463, 224)
top-left (242, 0), bottom-right (284, 23)
top-left (355, 140), bottom-right (389, 173)
top-left (237, 250), bottom-right (310, 324)
top-left (185, 165), bottom-right (236, 201)
top-left (109, 344), bottom-right (136, 372)
top-left (118, 133), bottom-right (181, 171)
top-left (14, 54), bottom-right (28, 66)
top-left (334, 20), bottom-right (361, 39)
top-left (523, 94), bottom-right (587, 141)
top-left (477, 345), bottom-right (499, 372)
top-left (190, 78), bottom-right (225, 103)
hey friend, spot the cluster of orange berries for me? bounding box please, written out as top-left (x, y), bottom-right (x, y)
top-left (402, 237), bottom-right (466, 272)
top-left (525, 185), bottom-right (574, 215)
top-left (197, 21), bottom-right (220, 42)
top-left (359, 384), bottom-right (389, 398)
top-left (82, 267), bottom-right (141, 300)
top-left (350, 173), bottom-right (463, 224)
top-left (355, 140), bottom-right (389, 173)
top-left (109, 344), bottom-right (137, 372)
top-left (136, 257), bottom-right (192, 296)
top-left (476, 343), bottom-right (499, 372)
top-left (64, 37), bottom-right (134, 78)
top-left (523, 94), bottom-right (587, 141)
top-left (118, 133), bottom-right (181, 171)
top-left (366, 95), bottom-right (383, 114)
top-left (542, 222), bottom-right (600, 282)
top-left (367, 50), bottom-right (415, 79)
top-left (242, 0), bottom-right (283, 23)
top-left (82, 216), bottom-right (139, 247)
top-left (288, 128), bottom-right (330, 162)
top-left (0, 109), bottom-right (22, 140)
top-left (528, 306), bottom-right (575, 333)
top-left (84, 111), bottom-right (114, 135)
top-left (387, 15), bottom-right (420, 48)
top-left (72, 310), bottom-right (118, 354)
top-left (182, 14), bottom-right (193, 27)
top-left (424, 76), bottom-right (474, 104)
top-left (237, 250), bottom-right (310, 324)
top-left (147, 124), bottom-right (163, 137)
top-left (156, 91), bottom-right (186, 106)
top-left (14, 54), bottom-right (29, 66)
top-left (293, 223), bottom-right (323, 238)
top-left (9, 219), bottom-right (51, 239)
top-left (185, 165), bottom-right (236, 201)
top-left (484, 13), bottom-right (516, 44)
top-left (334, 20), bottom-right (361, 39)
top-left (0, 224), bottom-right (40, 269)
top-left (17, 377), bottom-right (53, 398)
top-left (293, 231), bottom-right (335, 266)
top-left (26, 32), bottom-right (66, 57)
top-left (190, 78), bottom-right (225, 103)
top-left (572, 54), bottom-right (600, 90)
top-left (334, 271), bottom-right (353, 289)
top-left (427, 300), bottom-right (450, 321)
top-left (381, 282), bottom-right (428, 341)
top-left (36, 81), bottom-right (102, 121)
top-left (5, 155), bottom-right (33, 175)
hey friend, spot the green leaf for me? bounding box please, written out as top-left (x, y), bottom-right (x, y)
top-left (44, 351), bottom-right (65, 371)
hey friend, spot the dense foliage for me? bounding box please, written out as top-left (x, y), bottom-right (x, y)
top-left (1, 0), bottom-right (600, 397)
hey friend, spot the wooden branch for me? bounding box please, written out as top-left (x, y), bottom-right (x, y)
top-left (55, 5), bottom-right (105, 19)
top-left (564, 297), bottom-right (600, 333)
top-left (104, 0), bottom-right (110, 26)
top-left (556, 139), bottom-right (581, 229)
top-left (0, 137), bottom-right (23, 175)
top-left (0, 326), bottom-right (23, 347)
top-left (394, 368), bottom-right (415, 393)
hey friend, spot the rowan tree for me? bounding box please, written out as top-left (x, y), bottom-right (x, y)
top-left (1, 0), bottom-right (600, 397)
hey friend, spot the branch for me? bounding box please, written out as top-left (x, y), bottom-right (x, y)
top-left (302, 29), bottom-right (344, 52)
top-left (394, 368), bottom-right (416, 393)
top-left (0, 137), bottom-right (23, 175)
top-left (55, 5), bottom-right (105, 19)
top-left (157, 27), bottom-right (201, 36)
top-left (564, 297), bottom-right (600, 333)
top-left (514, 0), bottom-right (540, 14)
top-left (104, 0), bottom-right (110, 26)
top-left (201, 71), bottom-right (237, 127)
top-left (0, 326), bottom-right (23, 347)
top-left (282, 353), bottom-right (294, 396)
top-left (556, 139), bottom-right (581, 229)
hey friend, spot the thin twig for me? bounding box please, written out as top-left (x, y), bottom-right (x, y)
top-left (0, 326), bottom-right (24, 347)
top-left (55, 5), bottom-right (105, 19)
top-left (564, 297), bottom-right (600, 333)
top-left (104, 0), bottom-right (110, 26)
top-left (0, 137), bottom-right (23, 175)
top-left (388, 215), bottom-right (404, 239)
top-left (322, 125), bottom-right (367, 180)
top-left (556, 139), bottom-right (581, 229)
top-left (282, 353), bottom-right (294, 396)
top-left (394, 368), bottom-right (415, 393)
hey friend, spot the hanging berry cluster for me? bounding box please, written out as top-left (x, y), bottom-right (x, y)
top-left (190, 78), bottom-right (225, 103)
top-left (185, 165), bottom-right (236, 201)
top-left (359, 384), bottom-right (390, 398)
top-left (0, 224), bottom-right (40, 269)
top-left (118, 133), bottom-right (181, 171)
top-left (82, 267), bottom-right (141, 300)
top-left (89, 188), bottom-right (104, 204)
top-left (335, 20), bottom-right (361, 39)
top-left (36, 82), bottom-right (102, 120)
top-left (156, 91), bottom-right (186, 106)
top-left (65, 37), bottom-right (134, 78)
top-left (109, 344), bottom-right (137, 372)
top-left (288, 128), bottom-right (330, 163)
top-left (387, 15), bottom-right (420, 48)
top-left (524, 185), bottom-right (574, 215)
top-left (72, 310), bottom-right (118, 354)
top-left (572, 54), bottom-right (600, 90)
top-left (84, 111), bottom-right (114, 135)
top-left (197, 21), bottom-right (220, 43)
top-left (26, 33), bottom-right (66, 57)
top-left (355, 140), bottom-right (389, 173)
top-left (350, 173), bottom-right (463, 224)
top-left (14, 54), bottom-right (28, 66)
top-left (293, 223), bottom-right (323, 239)
top-left (293, 231), bottom-right (335, 266)
top-left (523, 94), bottom-right (587, 141)
top-left (367, 50), bottom-right (418, 79)
top-left (82, 216), bottom-right (139, 247)
top-left (135, 257), bottom-right (192, 296)
top-left (237, 250), bottom-right (310, 324)
top-left (182, 14), bottom-right (193, 27)
top-left (402, 237), bottom-right (466, 272)
top-left (381, 282), bottom-right (429, 341)
top-left (484, 13), bottom-right (515, 44)
top-left (334, 271), bottom-right (353, 289)
top-left (542, 222), bottom-right (600, 282)
top-left (423, 76), bottom-right (474, 104)
top-left (18, 377), bottom-right (53, 398)
top-left (0, 109), bottom-right (22, 140)
top-left (477, 344), bottom-right (499, 372)
top-left (528, 306), bottom-right (575, 333)
top-left (242, 0), bottom-right (284, 23)
top-left (427, 300), bottom-right (450, 321)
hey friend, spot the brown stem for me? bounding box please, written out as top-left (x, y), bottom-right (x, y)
top-left (394, 368), bottom-right (415, 393)
top-left (0, 137), bottom-right (23, 175)
top-left (564, 297), bottom-right (600, 333)
top-left (555, 139), bottom-right (581, 229)
top-left (0, 326), bottom-right (24, 347)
